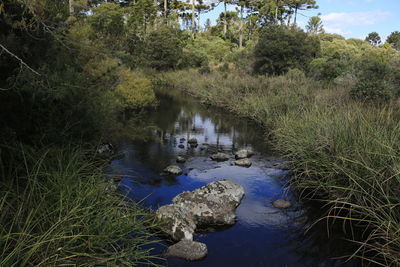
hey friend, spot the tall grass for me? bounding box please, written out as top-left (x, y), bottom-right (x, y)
top-left (275, 106), bottom-right (400, 266)
top-left (0, 146), bottom-right (160, 266)
top-left (159, 69), bottom-right (400, 265)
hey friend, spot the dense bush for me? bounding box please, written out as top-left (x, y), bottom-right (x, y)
top-left (185, 34), bottom-right (235, 65)
top-left (253, 25), bottom-right (320, 75)
top-left (350, 51), bottom-right (400, 101)
top-left (144, 27), bottom-right (186, 70)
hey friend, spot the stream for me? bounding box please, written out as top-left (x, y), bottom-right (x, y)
top-left (109, 89), bottom-right (357, 267)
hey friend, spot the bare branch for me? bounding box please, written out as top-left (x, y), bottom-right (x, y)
top-left (0, 43), bottom-right (40, 76)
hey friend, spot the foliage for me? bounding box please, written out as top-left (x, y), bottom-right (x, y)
top-left (365, 31), bottom-right (381, 47)
top-left (144, 27), bottom-right (186, 70)
top-left (386, 31), bottom-right (400, 50)
top-left (115, 69), bottom-right (156, 109)
top-left (186, 34), bottom-right (235, 64)
top-left (253, 25), bottom-right (320, 75)
top-left (306, 16), bottom-right (324, 34)
top-left (89, 2), bottom-right (125, 35)
top-left (350, 51), bottom-right (400, 102)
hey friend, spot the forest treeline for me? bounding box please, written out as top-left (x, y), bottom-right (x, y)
top-left (1, 0), bottom-right (400, 266)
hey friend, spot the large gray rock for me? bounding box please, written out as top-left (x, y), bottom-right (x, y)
top-left (164, 165), bottom-right (183, 175)
top-left (234, 158), bottom-right (252, 167)
top-left (164, 240), bottom-right (208, 261)
top-left (156, 180), bottom-right (244, 241)
top-left (156, 205), bottom-right (196, 241)
top-left (235, 149), bottom-right (254, 159)
top-left (210, 152), bottom-right (229, 162)
top-left (173, 180), bottom-right (245, 227)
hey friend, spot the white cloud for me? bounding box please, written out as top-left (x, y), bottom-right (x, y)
top-left (321, 10), bottom-right (392, 35)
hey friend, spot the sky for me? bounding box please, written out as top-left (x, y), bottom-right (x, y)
top-left (200, 0), bottom-right (400, 41)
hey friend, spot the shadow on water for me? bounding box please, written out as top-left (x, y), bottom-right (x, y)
top-left (108, 88), bottom-right (359, 267)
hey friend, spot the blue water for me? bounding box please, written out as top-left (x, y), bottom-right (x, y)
top-left (109, 91), bottom-right (357, 267)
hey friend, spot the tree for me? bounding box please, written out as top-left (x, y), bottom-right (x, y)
top-left (365, 32), bottom-right (381, 47)
top-left (127, 0), bottom-right (157, 35)
top-left (288, 0), bottom-right (318, 26)
top-left (204, 18), bottom-right (212, 31)
top-left (253, 25), bottom-right (320, 75)
top-left (89, 3), bottom-right (124, 36)
top-left (144, 27), bottom-right (185, 70)
top-left (306, 16), bottom-right (324, 34)
top-left (195, 0), bottom-right (211, 33)
top-left (386, 31), bottom-right (400, 50)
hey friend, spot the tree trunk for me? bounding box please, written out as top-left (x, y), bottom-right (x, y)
top-left (164, 0), bottom-right (167, 18)
top-left (287, 7), bottom-right (292, 26)
top-left (294, 5), bottom-right (298, 26)
top-left (197, 10), bottom-right (201, 32)
top-left (248, 15), bottom-right (252, 40)
top-left (223, 1), bottom-right (227, 38)
top-left (191, 0), bottom-right (195, 38)
top-left (69, 0), bottom-right (74, 15)
top-left (239, 5), bottom-right (243, 48)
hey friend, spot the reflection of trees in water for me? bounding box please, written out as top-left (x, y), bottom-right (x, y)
top-left (116, 88), bottom-right (274, 185)
top-left (122, 89), bottom-right (268, 153)
top-left (153, 89), bottom-right (272, 152)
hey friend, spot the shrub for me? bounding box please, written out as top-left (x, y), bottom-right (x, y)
top-left (309, 57), bottom-right (348, 81)
top-left (253, 25), bottom-right (320, 75)
top-left (144, 27), bottom-right (186, 70)
top-left (89, 3), bottom-right (125, 36)
top-left (350, 80), bottom-right (393, 102)
top-left (350, 51), bottom-right (400, 101)
top-left (115, 69), bottom-right (156, 109)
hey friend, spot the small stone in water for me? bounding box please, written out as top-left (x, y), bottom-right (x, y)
top-left (164, 240), bottom-right (208, 261)
top-left (176, 156), bottom-right (186, 163)
top-left (272, 199), bottom-right (291, 209)
top-left (178, 144), bottom-right (185, 149)
top-left (210, 152), bottom-right (229, 161)
top-left (188, 138), bottom-right (198, 144)
top-left (234, 149), bottom-right (254, 159)
top-left (164, 165), bottom-right (183, 175)
top-left (234, 158), bottom-right (252, 167)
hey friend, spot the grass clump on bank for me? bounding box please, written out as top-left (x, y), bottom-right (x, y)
top-left (0, 146), bottom-right (160, 266)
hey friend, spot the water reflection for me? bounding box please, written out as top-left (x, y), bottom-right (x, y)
top-left (110, 89), bottom-right (358, 267)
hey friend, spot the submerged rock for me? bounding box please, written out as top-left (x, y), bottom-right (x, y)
top-left (234, 149), bottom-right (254, 159)
top-left (210, 152), bottom-right (229, 162)
top-left (234, 158), bottom-right (252, 167)
top-left (97, 143), bottom-right (114, 156)
top-left (188, 138), bottom-right (198, 144)
top-left (156, 180), bottom-right (244, 241)
top-left (180, 138), bottom-right (186, 143)
top-left (164, 165), bottom-right (183, 175)
top-left (272, 199), bottom-right (291, 209)
top-left (178, 144), bottom-right (185, 149)
top-left (156, 205), bottom-right (196, 241)
top-left (164, 240), bottom-right (208, 261)
top-left (176, 156), bottom-right (186, 163)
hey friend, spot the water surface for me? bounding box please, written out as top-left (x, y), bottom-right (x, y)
top-left (110, 90), bottom-right (355, 267)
